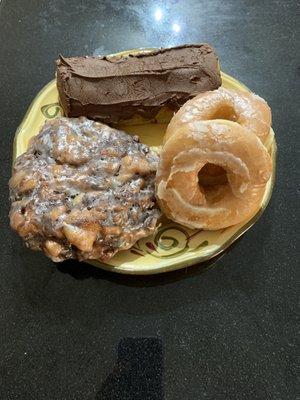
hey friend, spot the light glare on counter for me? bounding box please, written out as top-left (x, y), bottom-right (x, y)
top-left (154, 8), bottom-right (163, 21)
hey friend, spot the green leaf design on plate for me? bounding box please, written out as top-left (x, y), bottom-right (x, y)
top-left (142, 226), bottom-right (189, 258)
top-left (130, 249), bottom-right (144, 257)
top-left (193, 240), bottom-right (209, 251)
top-left (138, 226), bottom-right (210, 259)
top-left (41, 103), bottom-right (62, 119)
top-left (157, 235), bottom-right (179, 250)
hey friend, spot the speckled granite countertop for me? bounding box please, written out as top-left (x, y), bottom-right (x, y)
top-left (0, 1), bottom-right (298, 399)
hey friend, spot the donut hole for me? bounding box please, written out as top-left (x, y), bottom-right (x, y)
top-left (211, 104), bottom-right (238, 122)
top-left (198, 163), bottom-right (229, 203)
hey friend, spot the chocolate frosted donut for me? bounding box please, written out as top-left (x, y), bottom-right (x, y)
top-left (9, 117), bottom-right (160, 262)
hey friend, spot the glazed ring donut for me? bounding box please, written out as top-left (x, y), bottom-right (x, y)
top-left (156, 119), bottom-right (272, 230)
top-left (165, 87), bottom-right (271, 144)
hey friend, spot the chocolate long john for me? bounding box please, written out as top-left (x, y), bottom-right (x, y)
top-left (56, 44), bottom-right (221, 125)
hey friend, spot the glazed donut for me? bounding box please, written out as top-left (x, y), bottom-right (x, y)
top-left (165, 87), bottom-right (271, 144)
top-left (156, 119), bottom-right (272, 230)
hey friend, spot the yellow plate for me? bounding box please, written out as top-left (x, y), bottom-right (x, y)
top-left (13, 49), bottom-right (276, 275)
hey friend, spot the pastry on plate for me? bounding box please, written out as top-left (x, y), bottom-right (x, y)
top-left (9, 117), bottom-right (160, 262)
top-left (56, 44), bottom-right (221, 125)
top-left (165, 87), bottom-right (272, 144)
top-left (156, 89), bottom-right (272, 230)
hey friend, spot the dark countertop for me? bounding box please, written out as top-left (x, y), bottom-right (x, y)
top-left (0, 1), bottom-right (299, 399)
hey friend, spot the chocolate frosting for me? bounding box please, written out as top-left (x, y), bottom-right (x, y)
top-left (56, 44), bottom-right (221, 124)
